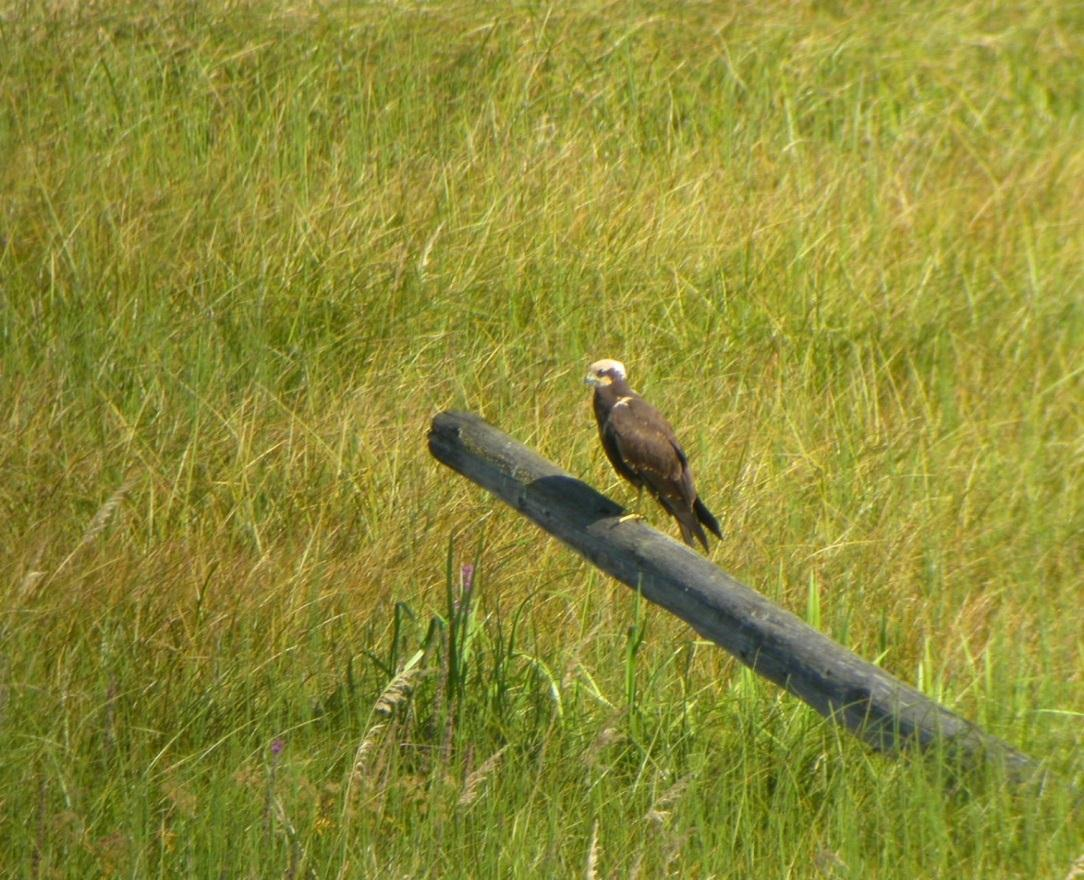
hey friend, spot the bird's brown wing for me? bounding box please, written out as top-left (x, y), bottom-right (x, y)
top-left (603, 397), bottom-right (713, 549)
top-left (604, 398), bottom-right (696, 509)
top-left (595, 394), bottom-right (642, 489)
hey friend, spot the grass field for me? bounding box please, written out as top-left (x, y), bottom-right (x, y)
top-left (1, 0), bottom-right (1082, 876)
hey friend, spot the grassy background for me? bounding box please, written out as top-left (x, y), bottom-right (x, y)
top-left (1, 0), bottom-right (1081, 876)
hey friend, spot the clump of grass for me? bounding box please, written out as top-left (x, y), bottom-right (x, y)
top-left (350, 657), bottom-right (422, 772)
top-left (458, 744), bottom-right (509, 809)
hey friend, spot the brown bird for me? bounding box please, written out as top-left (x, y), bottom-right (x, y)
top-left (584, 358), bottom-right (723, 551)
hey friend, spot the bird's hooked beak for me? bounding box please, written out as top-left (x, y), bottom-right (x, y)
top-left (585, 358), bottom-right (626, 388)
top-left (584, 369), bottom-right (615, 388)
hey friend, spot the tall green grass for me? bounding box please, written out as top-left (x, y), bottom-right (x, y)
top-left (1, 1), bottom-right (1081, 876)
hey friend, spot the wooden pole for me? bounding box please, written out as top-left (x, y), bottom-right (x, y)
top-left (428, 410), bottom-right (1039, 779)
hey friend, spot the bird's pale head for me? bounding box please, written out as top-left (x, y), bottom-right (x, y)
top-left (584, 358), bottom-right (627, 388)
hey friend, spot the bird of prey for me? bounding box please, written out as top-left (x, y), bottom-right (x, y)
top-left (584, 358), bottom-right (723, 551)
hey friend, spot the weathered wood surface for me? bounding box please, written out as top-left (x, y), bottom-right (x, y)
top-left (428, 410), bottom-right (1039, 779)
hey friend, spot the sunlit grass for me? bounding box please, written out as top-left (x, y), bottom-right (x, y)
top-left (1, 0), bottom-right (1081, 876)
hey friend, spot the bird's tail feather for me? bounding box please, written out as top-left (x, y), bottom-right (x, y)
top-left (674, 506), bottom-right (710, 552)
top-left (694, 496), bottom-right (723, 540)
top-left (658, 495), bottom-right (716, 552)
